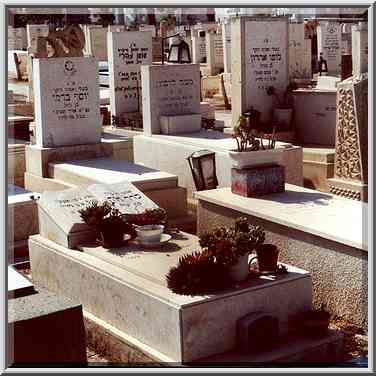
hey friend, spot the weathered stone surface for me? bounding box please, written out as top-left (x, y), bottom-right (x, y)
top-left (195, 185), bottom-right (368, 328)
top-left (26, 24), bottom-right (49, 54)
top-left (160, 114), bottom-right (201, 135)
top-left (288, 23), bottom-right (311, 79)
top-left (33, 57), bottom-right (101, 147)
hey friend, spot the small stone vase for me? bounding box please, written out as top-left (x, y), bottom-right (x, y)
top-left (228, 253), bottom-right (250, 282)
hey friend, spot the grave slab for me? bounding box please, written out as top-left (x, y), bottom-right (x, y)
top-left (33, 57), bottom-right (101, 147)
top-left (8, 284), bottom-right (87, 365)
top-left (37, 181), bottom-right (158, 249)
top-left (195, 184), bottom-right (367, 328)
top-left (8, 266), bottom-right (35, 299)
top-left (29, 233), bottom-right (312, 363)
top-left (160, 114), bottom-right (202, 135)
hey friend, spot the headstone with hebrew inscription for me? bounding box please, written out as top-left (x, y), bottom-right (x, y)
top-left (317, 21), bottom-right (342, 76)
top-left (141, 64), bottom-right (201, 135)
top-left (108, 31), bottom-right (152, 123)
top-left (38, 181), bottom-right (158, 249)
top-left (8, 27), bottom-right (27, 50)
top-left (26, 24), bottom-right (49, 54)
top-left (232, 16), bottom-right (289, 124)
top-left (288, 23), bottom-right (311, 79)
top-left (33, 57), bottom-right (101, 147)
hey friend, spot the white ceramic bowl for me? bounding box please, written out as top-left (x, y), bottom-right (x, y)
top-left (135, 224), bottom-right (164, 243)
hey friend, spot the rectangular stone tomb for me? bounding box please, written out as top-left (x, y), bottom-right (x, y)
top-left (29, 232), bottom-right (312, 363)
top-left (33, 57), bottom-right (101, 148)
top-left (160, 114), bottom-right (202, 135)
top-left (37, 181), bottom-right (158, 249)
top-left (231, 164), bottom-right (285, 197)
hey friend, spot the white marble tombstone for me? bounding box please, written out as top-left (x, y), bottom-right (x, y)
top-left (232, 16), bottom-right (289, 124)
top-left (33, 57), bottom-right (101, 147)
top-left (191, 30), bottom-right (206, 64)
top-left (317, 21), bottom-right (342, 76)
top-left (288, 23), bottom-right (312, 79)
top-left (87, 27), bottom-right (108, 60)
top-left (141, 64), bottom-right (201, 135)
top-left (26, 24), bottom-right (49, 54)
top-left (352, 22), bottom-right (368, 77)
top-left (108, 31), bottom-right (152, 120)
top-left (8, 27), bottom-right (27, 50)
top-left (222, 22), bottom-right (231, 74)
top-left (38, 181), bottom-right (158, 249)
top-left (205, 32), bottom-right (224, 76)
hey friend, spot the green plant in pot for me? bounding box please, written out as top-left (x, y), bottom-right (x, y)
top-left (124, 208), bottom-right (167, 227)
top-left (199, 217), bottom-right (265, 282)
top-left (79, 200), bottom-right (134, 248)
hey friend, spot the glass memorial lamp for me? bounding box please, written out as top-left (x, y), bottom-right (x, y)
top-left (187, 150), bottom-right (218, 191)
top-left (167, 38), bottom-right (191, 64)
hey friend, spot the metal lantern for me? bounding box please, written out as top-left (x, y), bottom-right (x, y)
top-left (167, 39), bottom-right (191, 64)
top-left (187, 150), bottom-right (218, 191)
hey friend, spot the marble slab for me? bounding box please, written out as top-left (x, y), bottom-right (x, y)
top-left (33, 57), bottom-right (101, 147)
top-left (29, 232), bottom-right (312, 362)
top-left (8, 266), bottom-right (35, 299)
top-left (195, 184), bottom-right (367, 251)
top-left (38, 181), bottom-right (158, 249)
top-left (49, 158), bottom-right (178, 190)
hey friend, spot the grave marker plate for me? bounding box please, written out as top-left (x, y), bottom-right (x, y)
top-left (141, 64), bottom-right (201, 135)
top-left (108, 31), bottom-right (152, 118)
top-left (33, 57), bottom-right (101, 147)
top-left (38, 181), bottom-right (158, 249)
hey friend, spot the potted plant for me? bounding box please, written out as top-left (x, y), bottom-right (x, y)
top-left (267, 83), bottom-right (296, 130)
top-left (125, 208), bottom-right (167, 227)
top-left (250, 244), bottom-right (280, 273)
top-left (79, 200), bottom-right (134, 249)
top-left (199, 217), bottom-right (265, 282)
top-left (229, 111), bottom-right (282, 169)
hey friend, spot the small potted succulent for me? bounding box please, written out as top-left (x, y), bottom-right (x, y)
top-left (79, 200), bottom-right (134, 248)
top-left (229, 111), bottom-right (282, 169)
top-left (199, 217), bottom-right (265, 282)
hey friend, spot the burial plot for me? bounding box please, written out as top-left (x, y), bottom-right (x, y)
top-left (317, 21), bottom-right (342, 76)
top-left (232, 16), bottom-right (289, 124)
top-left (288, 23), bottom-right (312, 79)
top-left (141, 64), bottom-right (201, 135)
top-left (108, 31), bottom-right (152, 124)
top-left (33, 57), bottom-right (101, 147)
top-left (38, 181), bottom-right (158, 249)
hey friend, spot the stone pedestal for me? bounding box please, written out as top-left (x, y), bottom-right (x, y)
top-left (328, 75), bottom-right (368, 201)
top-left (231, 164), bottom-right (285, 197)
top-left (29, 232), bottom-right (312, 363)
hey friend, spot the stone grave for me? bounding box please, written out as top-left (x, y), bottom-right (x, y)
top-left (288, 22), bottom-right (312, 79)
top-left (231, 16), bottom-right (289, 124)
top-left (33, 57), bottom-right (101, 147)
top-left (328, 74), bottom-right (368, 201)
top-left (37, 181), bottom-right (158, 249)
top-left (352, 22), bottom-right (368, 78)
top-left (108, 31), bottom-right (152, 125)
top-left (222, 21), bottom-right (231, 74)
top-left (191, 29), bottom-right (206, 64)
top-left (317, 21), bottom-right (342, 76)
top-left (195, 183), bottom-right (367, 329)
top-left (205, 32), bottom-right (224, 76)
top-left (8, 27), bottom-right (27, 50)
top-left (141, 64), bottom-right (202, 135)
top-left (86, 26), bottom-right (108, 60)
top-left (8, 271), bottom-right (87, 364)
top-left (26, 24), bottom-right (49, 54)
top-left (29, 227), bottom-right (326, 363)
top-left (8, 184), bottom-right (39, 261)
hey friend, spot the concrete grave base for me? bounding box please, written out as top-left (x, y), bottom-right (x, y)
top-left (8, 285), bottom-right (87, 365)
top-left (328, 177), bottom-right (368, 202)
top-left (84, 310), bottom-right (344, 366)
top-left (160, 114), bottom-right (202, 135)
top-left (29, 233), bottom-right (312, 363)
top-left (8, 140), bottom-right (28, 187)
top-left (195, 185), bottom-right (368, 329)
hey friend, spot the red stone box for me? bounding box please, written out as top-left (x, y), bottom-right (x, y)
top-left (231, 164), bottom-right (285, 197)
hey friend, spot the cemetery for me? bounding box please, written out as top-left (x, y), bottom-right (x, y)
top-left (6, 6), bottom-right (369, 370)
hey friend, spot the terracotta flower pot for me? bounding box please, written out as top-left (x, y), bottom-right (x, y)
top-left (253, 244), bottom-right (279, 273)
